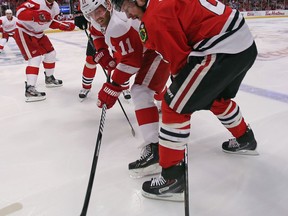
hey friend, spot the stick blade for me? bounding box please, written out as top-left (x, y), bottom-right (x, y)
top-left (0, 203), bottom-right (23, 216)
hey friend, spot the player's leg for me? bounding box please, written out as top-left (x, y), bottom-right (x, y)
top-left (129, 84), bottom-right (161, 178)
top-left (40, 35), bottom-right (63, 87)
top-left (142, 101), bottom-right (190, 201)
top-left (0, 36), bottom-right (8, 52)
top-left (210, 42), bottom-right (258, 155)
top-left (14, 29), bottom-right (46, 102)
top-left (129, 51), bottom-right (170, 178)
top-left (79, 41), bottom-right (97, 99)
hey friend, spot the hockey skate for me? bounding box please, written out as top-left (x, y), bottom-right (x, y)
top-left (142, 162), bottom-right (185, 202)
top-left (129, 143), bottom-right (161, 178)
top-left (122, 89), bottom-right (131, 100)
top-left (25, 82), bottom-right (46, 102)
top-left (79, 88), bottom-right (90, 101)
top-left (222, 125), bottom-right (259, 155)
top-left (44, 72), bottom-right (63, 87)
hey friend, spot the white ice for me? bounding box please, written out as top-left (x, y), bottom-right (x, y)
top-left (0, 17), bottom-right (288, 216)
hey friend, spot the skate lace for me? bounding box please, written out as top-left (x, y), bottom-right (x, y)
top-left (80, 89), bottom-right (89, 94)
top-left (27, 85), bottom-right (38, 93)
top-left (139, 145), bottom-right (152, 161)
top-left (228, 138), bottom-right (240, 148)
top-left (151, 175), bottom-right (166, 186)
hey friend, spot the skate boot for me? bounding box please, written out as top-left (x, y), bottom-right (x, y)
top-left (129, 143), bottom-right (161, 178)
top-left (142, 162), bottom-right (185, 201)
top-left (222, 125), bottom-right (258, 155)
top-left (122, 89), bottom-right (131, 100)
top-left (25, 82), bottom-right (46, 102)
top-left (45, 72), bottom-right (63, 87)
top-left (79, 88), bottom-right (90, 101)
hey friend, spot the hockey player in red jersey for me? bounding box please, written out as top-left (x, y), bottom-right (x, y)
top-left (80, 0), bottom-right (170, 178)
top-left (14, 0), bottom-right (75, 102)
top-left (112, 0), bottom-right (259, 201)
top-left (0, 9), bottom-right (17, 53)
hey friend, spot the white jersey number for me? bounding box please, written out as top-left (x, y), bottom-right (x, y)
top-left (199, 0), bottom-right (225, 15)
top-left (119, 38), bottom-right (134, 55)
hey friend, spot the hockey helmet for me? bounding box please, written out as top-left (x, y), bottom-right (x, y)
top-left (110, 0), bottom-right (136, 12)
top-left (80, 0), bottom-right (107, 15)
top-left (5, 9), bottom-right (13, 14)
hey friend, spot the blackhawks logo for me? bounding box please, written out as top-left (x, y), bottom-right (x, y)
top-left (139, 23), bottom-right (148, 43)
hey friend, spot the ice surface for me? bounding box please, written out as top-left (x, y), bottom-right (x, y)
top-left (0, 18), bottom-right (287, 216)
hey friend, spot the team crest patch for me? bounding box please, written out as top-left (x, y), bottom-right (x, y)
top-left (139, 22), bottom-right (148, 43)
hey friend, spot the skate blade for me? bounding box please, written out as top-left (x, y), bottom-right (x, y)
top-left (129, 164), bottom-right (161, 178)
top-left (79, 96), bottom-right (87, 102)
top-left (25, 96), bottom-right (46, 102)
top-left (142, 190), bottom-right (184, 202)
top-left (222, 149), bottom-right (259, 156)
top-left (46, 83), bottom-right (63, 88)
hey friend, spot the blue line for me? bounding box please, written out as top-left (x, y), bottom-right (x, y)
top-left (240, 84), bottom-right (288, 104)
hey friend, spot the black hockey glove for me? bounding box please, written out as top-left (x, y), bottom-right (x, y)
top-left (74, 14), bottom-right (88, 30)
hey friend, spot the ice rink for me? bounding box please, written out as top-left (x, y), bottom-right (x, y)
top-left (0, 17), bottom-right (288, 216)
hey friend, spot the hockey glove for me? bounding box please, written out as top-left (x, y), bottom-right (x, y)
top-left (94, 49), bottom-right (116, 73)
top-left (33, 10), bottom-right (52, 23)
top-left (59, 22), bottom-right (75, 31)
top-left (97, 82), bottom-right (125, 109)
top-left (74, 14), bottom-right (88, 30)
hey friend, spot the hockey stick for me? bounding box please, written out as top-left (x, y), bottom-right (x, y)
top-left (83, 28), bottom-right (136, 137)
top-left (80, 103), bottom-right (107, 216)
top-left (184, 144), bottom-right (190, 216)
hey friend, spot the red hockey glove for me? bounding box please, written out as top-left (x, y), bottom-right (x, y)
top-left (94, 49), bottom-right (116, 72)
top-left (59, 22), bottom-right (75, 31)
top-left (33, 10), bottom-right (52, 23)
top-left (97, 82), bottom-right (125, 109)
top-left (0, 27), bottom-right (3, 33)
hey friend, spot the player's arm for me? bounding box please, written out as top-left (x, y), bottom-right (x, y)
top-left (17, 2), bottom-right (52, 23)
top-left (49, 19), bottom-right (75, 31)
top-left (90, 26), bottom-right (108, 50)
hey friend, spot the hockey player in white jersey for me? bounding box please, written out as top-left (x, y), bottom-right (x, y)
top-left (80, 0), bottom-right (170, 177)
top-left (0, 9), bottom-right (17, 53)
top-left (14, 0), bottom-right (75, 102)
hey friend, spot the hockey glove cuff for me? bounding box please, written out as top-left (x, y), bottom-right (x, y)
top-left (97, 82), bottom-right (124, 109)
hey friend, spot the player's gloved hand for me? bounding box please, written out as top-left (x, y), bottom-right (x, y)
top-left (97, 82), bottom-right (126, 109)
top-left (74, 14), bottom-right (88, 30)
top-left (94, 49), bottom-right (116, 72)
top-left (33, 10), bottom-right (52, 22)
top-left (59, 22), bottom-right (75, 31)
top-left (0, 27), bottom-right (3, 33)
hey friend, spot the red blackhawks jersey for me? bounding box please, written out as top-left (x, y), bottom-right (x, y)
top-left (16, 0), bottom-right (60, 38)
top-left (140, 0), bottom-right (254, 74)
top-left (0, 16), bottom-right (17, 33)
top-left (90, 10), bottom-right (145, 85)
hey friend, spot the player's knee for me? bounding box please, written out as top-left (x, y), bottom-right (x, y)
top-left (43, 50), bottom-right (56, 63)
top-left (28, 56), bottom-right (42, 67)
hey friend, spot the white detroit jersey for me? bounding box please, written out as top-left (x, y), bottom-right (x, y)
top-left (0, 16), bottom-right (17, 33)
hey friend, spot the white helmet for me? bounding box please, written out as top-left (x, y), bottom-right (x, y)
top-left (5, 9), bottom-right (13, 14)
top-left (80, 0), bottom-right (107, 15)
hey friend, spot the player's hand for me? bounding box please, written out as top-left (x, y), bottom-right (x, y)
top-left (94, 49), bottom-right (116, 72)
top-left (97, 82), bottom-right (125, 109)
top-left (33, 10), bottom-right (52, 22)
top-left (74, 14), bottom-right (88, 30)
top-left (59, 22), bottom-right (75, 31)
